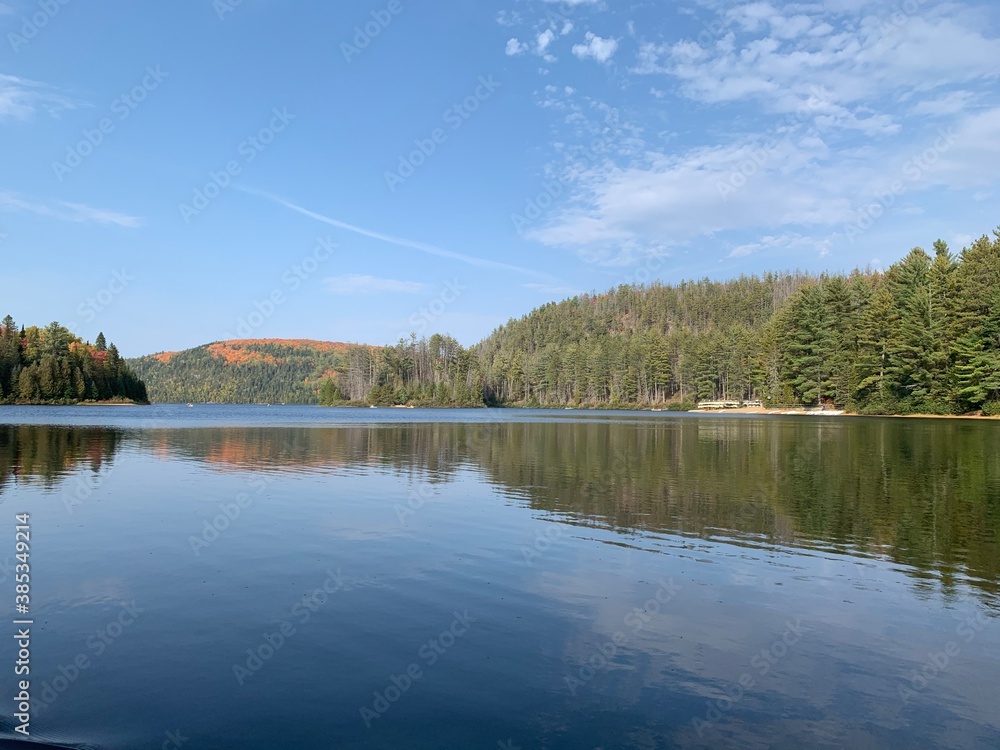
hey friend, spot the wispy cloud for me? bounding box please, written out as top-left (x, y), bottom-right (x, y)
top-left (0, 191), bottom-right (141, 228)
top-left (239, 187), bottom-right (558, 280)
top-left (0, 73), bottom-right (79, 121)
top-left (519, 1), bottom-right (1000, 263)
top-left (634, 4), bottom-right (1000, 118)
top-left (727, 233), bottom-right (832, 259)
top-left (325, 275), bottom-right (427, 295)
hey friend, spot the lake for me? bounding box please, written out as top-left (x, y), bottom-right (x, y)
top-left (1, 405), bottom-right (998, 749)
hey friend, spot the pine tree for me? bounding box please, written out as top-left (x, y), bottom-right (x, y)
top-left (855, 282), bottom-right (897, 410)
top-left (886, 248), bottom-right (937, 411)
top-left (0, 314), bottom-right (19, 399)
top-left (782, 286), bottom-right (833, 405)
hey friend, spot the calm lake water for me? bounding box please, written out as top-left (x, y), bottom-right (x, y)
top-left (0, 405), bottom-right (998, 749)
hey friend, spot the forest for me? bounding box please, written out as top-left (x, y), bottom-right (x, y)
top-left (320, 230), bottom-right (1000, 415)
top-left (130, 340), bottom-right (358, 404)
top-left (126, 229), bottom-right (1000, 416)
top-left (0, 317), bottom-right (148, 404)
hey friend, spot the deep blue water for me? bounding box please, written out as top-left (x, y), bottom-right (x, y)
top-left (0, 406), bottom-right (997, 749)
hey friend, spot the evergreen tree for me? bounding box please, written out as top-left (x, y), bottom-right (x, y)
top-left (855, 283), bottom-right (897, 410)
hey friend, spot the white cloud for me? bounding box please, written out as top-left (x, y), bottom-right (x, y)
top-left (910, 90), bottom-right (976, 117)
top-left (496, 10), bottom-right (522, 27)
top-left (325, 275), bottom-right (427, 295)
top-left (0, 191), bottom-right (142, 228)
top-left (635, 5), bottom-right (1000, 119)
top-left (525, 103), bottom-right (1000, 260)
top-left (572, 32), bottom-right (619, 63)
top-left (536, 28), bottom-right (555, 55)
top-left (505, 38), bottom-right (528, 56)
top-left (727, 233), bottom-right (830, 259)
top-left (515, 1), bottom-right (1000, 266)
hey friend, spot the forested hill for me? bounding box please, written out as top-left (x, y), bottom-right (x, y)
top-left (0, 317), bottom-right (148, 404)
top-left (129, 339), bottom-right (362, 404)
top-left (321, 230), bottom-right (1000, 415)
top-left (470, 232), bottom-right (1000, 414)
top-left (129, 228), bottom-right (1000, 416)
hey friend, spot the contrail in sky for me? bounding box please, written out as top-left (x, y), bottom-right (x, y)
top-left (239, 186), bottom-right (557, 281)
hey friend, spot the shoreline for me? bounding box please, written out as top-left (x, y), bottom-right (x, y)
top-left (683, 406), bottom-right (1000, 420)
top-left (321, 403), bottom-right (1000, 420)
top-left (0, 400), bottom-right (146, 407)
top-left (5, 401), bottom-right (995, 420)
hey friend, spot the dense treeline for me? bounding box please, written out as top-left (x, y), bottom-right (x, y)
top-left (320, 333), bottom-right (485, 406)
top-left (122, 230), bottom-right (999, 415)
top-left (322, 230), bottom-right (1000, 415)
top-left (0, 317), bottom-right (148, 404)
top-left (130, 340), bottom-right (356, 404)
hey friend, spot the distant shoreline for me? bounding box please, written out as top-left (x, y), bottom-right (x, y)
top-left (319, 403), bottom-right (1000, 420)
top-left (4, 401), bottom-right (995, 420)
top-left (0, 399), bottom-right (146, 407)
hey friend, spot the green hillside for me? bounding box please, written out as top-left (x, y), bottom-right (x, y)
top-left (129, 228), bottom-right (1000, 415)
top-left (327, 231), bottom-right (1000, 415)
top-left (129, 339), bottom-right (358, 404)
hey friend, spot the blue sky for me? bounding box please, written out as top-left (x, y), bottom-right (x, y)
top-left (1, 0), bottom-right (998, 356)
